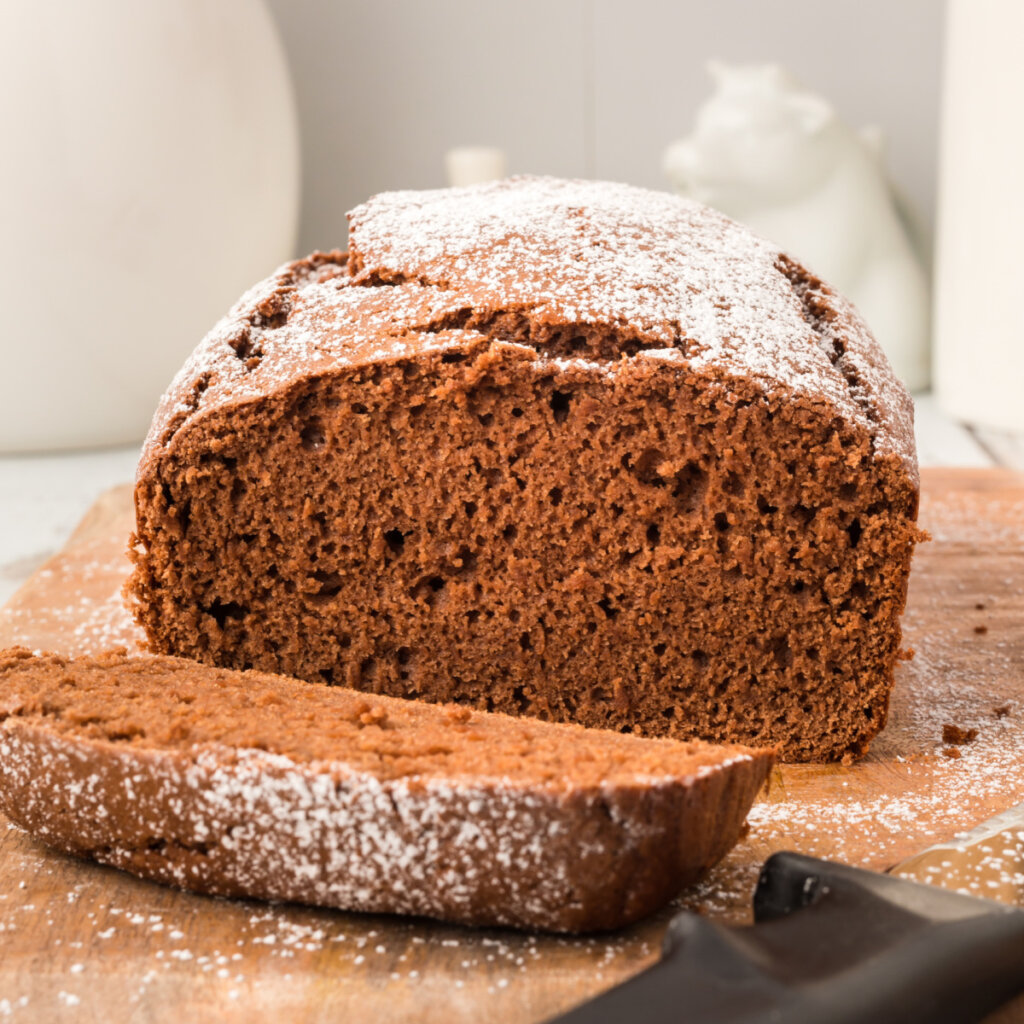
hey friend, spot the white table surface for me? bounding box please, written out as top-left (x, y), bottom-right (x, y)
top-left (1, 393), bottom-right (1020, 608)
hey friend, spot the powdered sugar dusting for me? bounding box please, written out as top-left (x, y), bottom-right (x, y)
top-left (0, 537), bottom-right (140, 656)
top-left (141, 177), bottom-right (914, 479)
top-left (349, 178), bottom-right (913, 466)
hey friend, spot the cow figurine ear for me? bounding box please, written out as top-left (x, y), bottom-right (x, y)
top-left (792, 94), bottom-right (834, 136)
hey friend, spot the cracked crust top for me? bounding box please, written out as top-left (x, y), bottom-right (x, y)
top-left (139, 177), bottom-right (916, 484)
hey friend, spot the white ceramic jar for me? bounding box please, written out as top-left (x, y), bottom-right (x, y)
top-left (0, 0), bottom-right (299, 451)
top-left (934, 0), bottom-right (1024, 431)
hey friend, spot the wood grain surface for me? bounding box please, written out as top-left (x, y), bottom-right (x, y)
top-left (1, 468), bottom-right (1023, 1023)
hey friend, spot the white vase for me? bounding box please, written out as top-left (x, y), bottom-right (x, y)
top-left (0, 0), bottom-right (300, 452)
top-left (934, 0), bottom-right (1024, 431)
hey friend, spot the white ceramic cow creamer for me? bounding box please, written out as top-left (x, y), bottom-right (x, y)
top-left (663, 63), bottom-right (930, 392)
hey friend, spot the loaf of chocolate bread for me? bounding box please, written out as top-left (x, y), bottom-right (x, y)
top-left (127, 177), bottom-right (922, 761)
top-left (0, 648), bottom-right (772, 932)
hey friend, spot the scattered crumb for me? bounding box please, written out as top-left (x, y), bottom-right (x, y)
top-left (443, 706), bottom-right (473, 725)
top-left (357, 706), bottom-right (387, 727)
top-left (942, 746), bottom-right (962, 760)
top-left (942, 723), bottom-right (979, 746)
top-left (994, 704), bottom-right (1012, 719)
top-left (973, 625), bottom-right (988, 635)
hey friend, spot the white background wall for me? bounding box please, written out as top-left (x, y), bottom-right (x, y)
top-left (265, 0), bottom-right (945, 255)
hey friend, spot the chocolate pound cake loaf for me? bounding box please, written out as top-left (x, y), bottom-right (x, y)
top-left (127, 177), bottom-right (922, 762)
top-left (0, 648), bottom-right (772, 932)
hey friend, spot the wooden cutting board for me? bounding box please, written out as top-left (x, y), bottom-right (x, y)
top-left (2, 468), bottom-right (1024, 1023)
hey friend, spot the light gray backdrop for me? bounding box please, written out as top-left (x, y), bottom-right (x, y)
top-left (265, 0), bottom-right (944, 256)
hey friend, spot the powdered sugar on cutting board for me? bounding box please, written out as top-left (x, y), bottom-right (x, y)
top-left (0, 822), bottom-right (659, 1019)
top-left (0, 537), bottom-right (140, 656)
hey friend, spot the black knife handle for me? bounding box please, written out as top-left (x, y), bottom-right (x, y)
top-left (550, 852), bottom-right (1024, 1024)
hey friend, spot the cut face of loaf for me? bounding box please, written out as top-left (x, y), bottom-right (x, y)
top-left (128, 177), bottom-right (922, 762)
top-left (0, 648), bottom-right (773, 932)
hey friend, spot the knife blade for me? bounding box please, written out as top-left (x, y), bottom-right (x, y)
top-left (550, 802), bottom-right (1024, 1024)
top-left (889, 802), bottom-right (1024, 906)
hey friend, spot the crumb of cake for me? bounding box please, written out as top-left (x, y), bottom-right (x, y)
top-left (994, 704), bottom-right (1012, 719)
top-left (942, 723), bottom-right (979, 746)
top-left (973, 625), bottom-right (988, 635)
top-left (357, 705), bottom-right (388, 727)
top-left (942, 746), bottom-right (962, 760)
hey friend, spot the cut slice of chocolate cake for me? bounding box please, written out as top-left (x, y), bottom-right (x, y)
top-left (0, 648), bottom-right (772, 932)
top-left (127, 176), bottom-right (923, 762)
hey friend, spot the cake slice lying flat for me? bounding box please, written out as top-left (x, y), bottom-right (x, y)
top-left (0, 648), bottom-right (772, 932)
